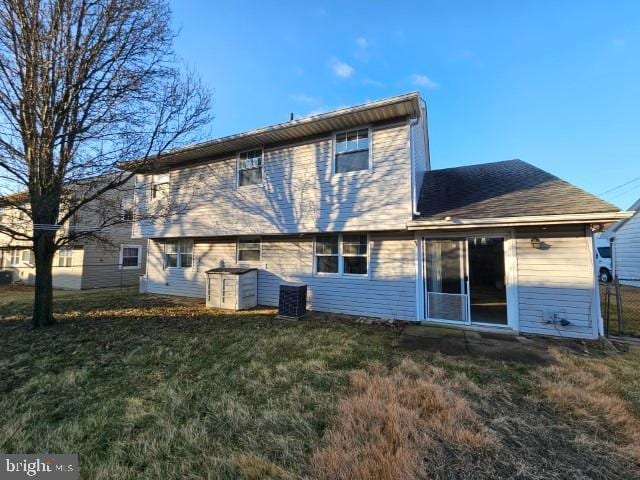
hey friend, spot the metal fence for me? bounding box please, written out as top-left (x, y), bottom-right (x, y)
top-left (601, 278), bottom-right (640, 338)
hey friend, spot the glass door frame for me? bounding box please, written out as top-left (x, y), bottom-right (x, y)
top-left (417, 230), bottom-right (519, 331)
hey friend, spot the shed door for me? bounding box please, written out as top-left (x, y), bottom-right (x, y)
top-left (220, 276), bottom-right (237, 309)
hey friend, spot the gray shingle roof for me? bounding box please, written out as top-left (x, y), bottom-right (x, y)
top-left (417, 159), bottom-right (619, 220)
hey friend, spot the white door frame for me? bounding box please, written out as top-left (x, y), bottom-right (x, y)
top-left (415, 229), bottom-right (520, 332)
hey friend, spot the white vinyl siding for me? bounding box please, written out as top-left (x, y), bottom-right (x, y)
top-left (133, 122), bottom-right (412, 238)
top-left (144, 233), bottom-right (416, 320)
top-left (613, 213), bottom-right (640, 286)
top-left (515, 226), bottom-right (598, 339)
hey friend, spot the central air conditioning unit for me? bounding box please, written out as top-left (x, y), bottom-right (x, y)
top-left (278, 283), bottom-right (307, 319)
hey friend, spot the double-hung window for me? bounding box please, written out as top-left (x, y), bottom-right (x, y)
top-left (9, 249), bottom-right (20, 266)
top-left (238, 149), bottom-right (263, 186)
top-left (164, 240), bottom-right (193, 268)
top-left (58, 247), bottom-right (73, 267)
top-left (120, 245), bottom-right (141, 269)
top-left (237, 238), bottom-right (261, 262)
top-left (334, 127), bottom-right (370, 174)
top-left (315, 235), bottom-right (339, 274)
top-left (150, 173), bottom-right (170, 201)
top-left (21, 249), bottom-right (34, 264)
top-left (315, 234), bottom-right (368, 276)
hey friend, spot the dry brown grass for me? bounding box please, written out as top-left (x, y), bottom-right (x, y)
top-left (310, 359), bottom-right (495, 480)
top-left (540, 349), bottom-right (640, 462)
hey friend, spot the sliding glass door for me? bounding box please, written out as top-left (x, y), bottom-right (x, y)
top-left (424, 236), bottom-right (508, 326)
top-left (425, 239), bottom-right (469, 322)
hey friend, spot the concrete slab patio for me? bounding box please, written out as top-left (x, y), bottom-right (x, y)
top-left (399, 325), bottom-right (553, 365)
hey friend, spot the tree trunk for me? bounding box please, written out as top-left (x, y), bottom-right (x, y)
top-left (32, 231), bottom-right (56, 328)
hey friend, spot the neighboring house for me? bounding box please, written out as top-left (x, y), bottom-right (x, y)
top-left (129, 92), bottom-right (629, 339)
top-left (0, 177), bottom-right (146, 289)
top-left (608, 198), bottom-right (640, 286)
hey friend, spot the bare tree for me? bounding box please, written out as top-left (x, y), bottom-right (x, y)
top-left (0, 0), bottom-right (211, 327)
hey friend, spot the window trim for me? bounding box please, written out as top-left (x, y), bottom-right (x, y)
top-left (313, 233), bottom-right (370, 278)
top-left (149, 173), bottom-right (170, 203)
top-left (163, 239), bottom-right (194, 269)
top-left (236, 147), bottom-right (264, 188)
top-left (57, 247), bottom-right (73, 268)
top-left (332, 126), bottom-right (373, 176)
top-left (236, 237), bottom-right (262, 263)
top-left (119, 244), bottom-right (142, 270)
top-left (9, 249), bottom-right (21, 266)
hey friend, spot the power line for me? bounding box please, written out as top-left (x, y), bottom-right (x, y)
top-left (598, 176), bottom-right (640, 196)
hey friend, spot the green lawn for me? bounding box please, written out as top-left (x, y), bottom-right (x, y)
top-left (1, 286), bottom-right (639, 479)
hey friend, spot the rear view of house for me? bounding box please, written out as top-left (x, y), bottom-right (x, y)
top-left (0, 177), bottom-right (146, 289)
top-left (129, 92), bottom-right (629, 339)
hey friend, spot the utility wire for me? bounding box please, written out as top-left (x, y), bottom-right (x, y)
top-left (598, 176), bottom-right (640, 196)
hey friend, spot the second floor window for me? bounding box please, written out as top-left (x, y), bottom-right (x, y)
top-left (120, 199), bottom-right (134, 222)
top-left (164, 240), bottom-right (193, 268)
top-left (238, 149), bottom-right (263, 186)
top-left (334, 128), bottom-right (370, 174)
top-left (58, 247), bottom-right (73, 267)
top-left (150, 173), bottom-right (170, 201)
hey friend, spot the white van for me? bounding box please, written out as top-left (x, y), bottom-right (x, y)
top-left (595, 239), bottom-right (613, 282)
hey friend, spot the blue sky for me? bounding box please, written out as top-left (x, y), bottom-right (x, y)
top-left (170, 0), bottom-right (640, 209)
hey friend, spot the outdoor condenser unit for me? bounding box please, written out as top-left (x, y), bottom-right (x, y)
top-left (205, 267), bottom-right (257, 310)
top-left (278, 283), bottom-right (307, 319)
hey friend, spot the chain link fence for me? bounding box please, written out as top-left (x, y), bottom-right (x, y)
top-left (4, 262), bottom-right (143, 291)
top-left (601, 278), bottom-right (640, 338)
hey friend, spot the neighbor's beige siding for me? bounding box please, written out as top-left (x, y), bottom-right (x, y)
top-left (133, 121), bottom-right (412, 238)
top-left (145, 232), bottom-right (417, 320)
top-left (80, 223), bottom-right (146, 289)
top-left (515, 226), bottom-right (598, 339)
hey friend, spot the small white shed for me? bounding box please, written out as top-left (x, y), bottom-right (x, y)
top-left (205, 267), bottom-right (258, 310)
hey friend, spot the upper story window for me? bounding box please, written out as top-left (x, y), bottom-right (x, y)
top-left (315, 234), bottom-right (368, 276)
top-left (150, 173), bottom-right (170, 201)
top-left (238, 149), bottom-right (263, 187)
top-left (120, 199), bottom-right (134, 222)
top-left (58, 247), bottom-right (73, 267)
top-left (334, 127), bottom-right (370, 174)
top-left (237, 237), bottom-right (261, 262)
top-left (164, 239), bottom-right (193, 268)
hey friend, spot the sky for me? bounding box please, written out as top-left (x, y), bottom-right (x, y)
top-left (169, 0), bottom-right (640, 209)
